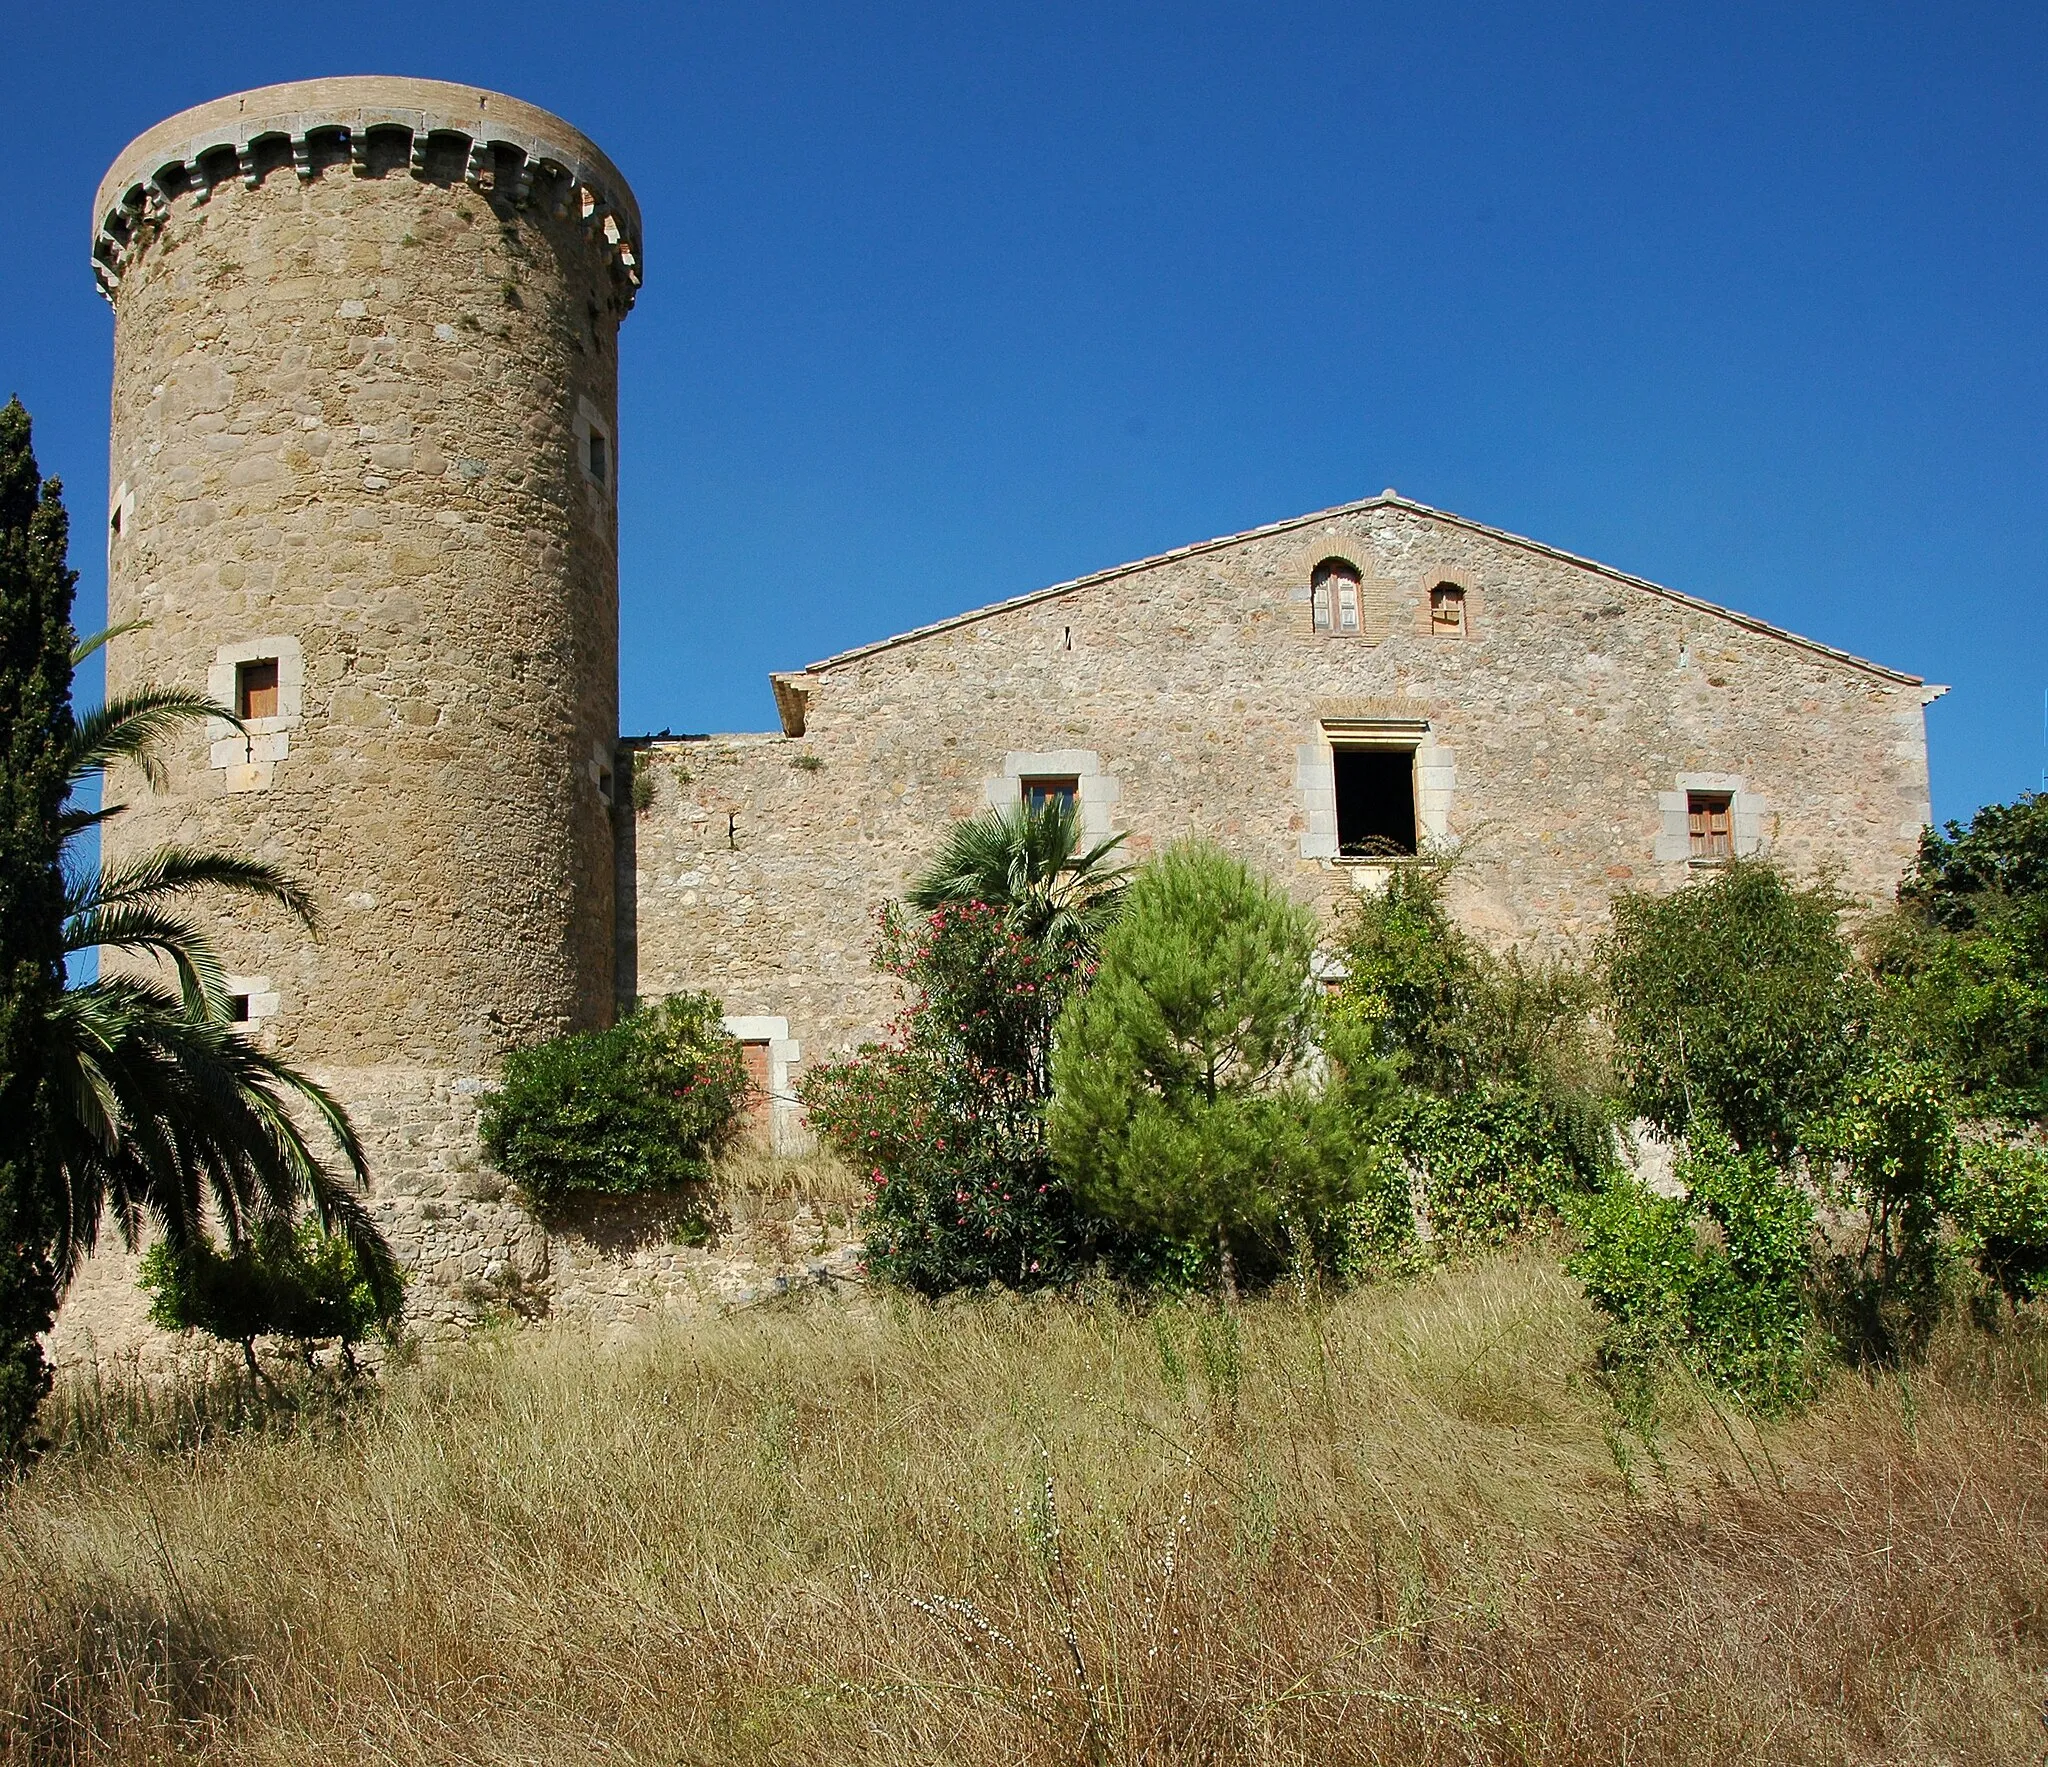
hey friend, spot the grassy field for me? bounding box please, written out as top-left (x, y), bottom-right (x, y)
top-left (4, 1250), bottom-right (2045, 1765)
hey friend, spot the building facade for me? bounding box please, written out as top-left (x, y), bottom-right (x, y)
top-left (81, 79), bottom-right (1938, 1330)
top-left (624, 493), bottom-right (1940, 1138)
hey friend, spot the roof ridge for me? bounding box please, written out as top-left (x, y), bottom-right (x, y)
top-left (789, 493), bottom-right (1926, 688)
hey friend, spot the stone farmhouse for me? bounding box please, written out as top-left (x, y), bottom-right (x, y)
top-left (624, 493), bottom-right (1939, 1152)
top-left (73, 76), bottom-right (1939, 1331)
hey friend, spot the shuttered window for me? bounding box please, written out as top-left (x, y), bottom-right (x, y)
top-left (1687, 792), bottom-right (1733, 861)
top-left (237, 659), bottom-right (279, 721)
top-left (1311, 559), bottom-right (1362, 635)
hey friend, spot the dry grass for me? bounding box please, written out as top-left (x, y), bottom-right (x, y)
top-left (4, 1250), bottom-right (2046, 1764)
top-left (713, 1143), bottom-right (868, 1207)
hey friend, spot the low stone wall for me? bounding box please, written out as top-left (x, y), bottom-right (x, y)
top-left (45, 1190), bottom-right (865, 1373)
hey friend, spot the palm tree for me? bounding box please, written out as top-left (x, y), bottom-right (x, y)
top-left (907, 796), bottom-right (1129, 949)
top-left (44, 641), bottom-right (399, 1312)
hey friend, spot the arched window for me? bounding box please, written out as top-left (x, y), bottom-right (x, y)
top-left (1429, 581), bottom-right (1467, 636)
top-left (1311, 558), bottom-right (1362, 635)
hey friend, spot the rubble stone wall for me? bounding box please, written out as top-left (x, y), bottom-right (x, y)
top-left (625, 501), bottom-right (1935, 1072)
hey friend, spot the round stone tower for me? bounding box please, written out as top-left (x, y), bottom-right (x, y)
top-left (91, 78), bottom-right (641, 1314)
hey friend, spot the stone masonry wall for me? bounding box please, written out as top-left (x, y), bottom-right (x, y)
top-left (625, 500), bottom-right (1935, 1073)
top-left (88, 79), bottom-right (637, 1332)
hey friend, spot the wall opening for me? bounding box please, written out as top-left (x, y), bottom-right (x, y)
top-left (1429, 582), bottom-right (1467, 635)
top-left (1021, 775), bottom-right (1078, 813)
top-left (588, 430), bottom-right (608, 486)
top-left (1311, 558), bottom-right (1363, 635)
top-left (1687, 791), bottom-right (1733, 862)
top-left (1333, 748), bottom-right (1417, 856)
top-left (228, 993), bottom-right (251, 1024)
top-left (236, 658), bottom-right (280, 721)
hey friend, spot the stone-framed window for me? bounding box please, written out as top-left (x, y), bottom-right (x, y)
top-left (108, 480), bottom-right (134, 548)
top-left (984, 750), bottom-right (1119, 834)
top-left (1298, 715), bottom-right (1455, 863)
top-left (1020, 775), bottom-right (1079, 813)
top-left (224, 974), bottom-right (281, 1032)
top-left (1653, 773), bottom-right (1768, 865)
top-left (206, 636), bottom-right (304, 794)
top-left (1310, 557), bottom-right (1364, 635)
top-left (723, 1014), bottom-right (804, 1154)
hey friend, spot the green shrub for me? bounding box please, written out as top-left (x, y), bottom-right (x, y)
top-left (1951, 1140), bottom-right (2048, 1305)
top-left (1605, 861), bottom-right (1860, 1159)
top-left (1804, 1049), bottom-right (1960, 1362)
top-left (480, 993), bottom-right (749, 1213)
top-left (1872, 794), bottom-right (2048, 1119)
top-left (141, 1215), bottom-right (403, 1383)
top-left (1050, 842), bottom-right (1399, 1288)
top-left (1334, 857), bottom-right (1613, 1242)
top-left (1389, 1084), bottom-right (1595, 1247)
top-left (1568, 1133), bottom-right (1819, 1411)
top-left (800, 899), bottom-right (1095, 1293)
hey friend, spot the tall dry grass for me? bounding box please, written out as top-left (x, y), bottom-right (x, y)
top-left (4, 1250), bottom-right (2045, 1764)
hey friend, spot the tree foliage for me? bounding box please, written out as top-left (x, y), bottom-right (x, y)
top-left (1335, 857), bottom-right (1613, 1245)
top-left (906, 797), bottom-right (1128, 950)
top-left (1604, 861), bottom-right (1861, 1159)
top-left (1568, 1130), bottom-right (1820, 1412)
top-left (1871, 793), bottom-right (2048, 1118)
top-left (44, 686), bottom-right (400, 1321)
top-left (1049, 842), bottom-right (1394, 1287)
top-left (480, 992), bottom-right (750, 1214)
top-left (142, 1213), bottom-right (404, 1387)
top-left (0, 397), bottom-right (75, 1454)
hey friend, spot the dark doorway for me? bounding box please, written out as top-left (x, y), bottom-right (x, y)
top-left (1334, 748), bottom-right (1417, 856)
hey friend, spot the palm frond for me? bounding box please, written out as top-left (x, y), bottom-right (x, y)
top-left (66, 686), bottom-right (237, 793)
top-left (76, 845), bottom-right (314, 928)
top-left (70, 620), bottom-right (148, 669)
top-left (62, 900), bottom-right (226, 1007)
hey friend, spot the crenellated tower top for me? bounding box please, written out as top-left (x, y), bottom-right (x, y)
top-left (91, 75), bottom-right (643, 307)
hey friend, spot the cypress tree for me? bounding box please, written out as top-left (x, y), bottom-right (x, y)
top-left (0, 397), bottom-right (77, 1456)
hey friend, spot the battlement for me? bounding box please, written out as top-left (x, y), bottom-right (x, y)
top-left (91, 76), bottom-right (643, 306)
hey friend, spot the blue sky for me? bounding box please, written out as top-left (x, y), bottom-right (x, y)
top-left (4, 1), bottom-right (2043, 825)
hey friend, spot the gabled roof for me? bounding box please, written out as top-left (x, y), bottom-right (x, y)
top-left (788, 492), bottom-right (1930, 689)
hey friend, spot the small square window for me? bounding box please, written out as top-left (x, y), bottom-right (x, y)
top-left (236, 659), bottom-right (280, 721)
top-left (1021, 776), bottom-right (1078, 814)
top-left (228, 993), bottom-right (251, 1023)
top-left (1687, 791), bottom-right (1733, 862)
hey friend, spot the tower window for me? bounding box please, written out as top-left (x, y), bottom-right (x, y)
top-left (1333, 748), bottom-right (1417, 857)
top-left (236, 658), bottom-right (280, 721)
top-left (1429, 582), bottom-right (1467, 635)
top-left (1688, 792), bottom-right (1733, 862)
top-left (1311, 559), bottom-right (1363, 635)
top-left (1021, 776), bottom-right (1078, 813)
top-left (588, 430), bottom-right (608, 486)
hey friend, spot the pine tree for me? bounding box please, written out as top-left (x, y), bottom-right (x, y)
top-left (0, 397), bottom-right (77, 1455)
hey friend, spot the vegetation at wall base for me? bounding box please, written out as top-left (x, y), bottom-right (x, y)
top-left (480, 991), bottom-right (750, 1214)
top-left (803, 900), bottom-right (1099, 1291)
top-left (141, 1213), bottom-right (403, 1388)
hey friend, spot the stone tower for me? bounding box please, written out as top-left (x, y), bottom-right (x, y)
top-left (91, 78), bottom-right (642, 1314)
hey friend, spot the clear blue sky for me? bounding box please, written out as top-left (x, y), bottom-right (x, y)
top-left (5, 1), bottom-right (2042, 826)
